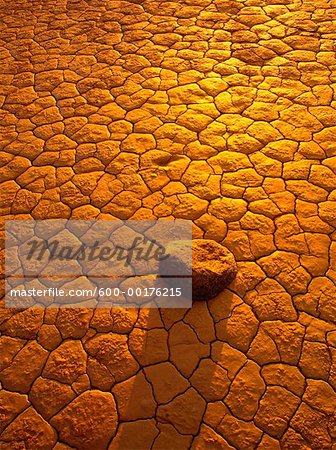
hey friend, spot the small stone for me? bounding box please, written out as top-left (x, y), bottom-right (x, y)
top-left (161, 239), bottom-right (237, 301)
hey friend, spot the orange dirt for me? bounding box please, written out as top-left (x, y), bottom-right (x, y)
top-left (0, 0), bottom-right (336, 449)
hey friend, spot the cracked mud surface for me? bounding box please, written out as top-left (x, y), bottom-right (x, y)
top-left (0, 0), bottom-right (336, 448)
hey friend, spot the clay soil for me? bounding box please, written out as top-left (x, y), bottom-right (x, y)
top-left (0, 0), bottom-right (336, 449)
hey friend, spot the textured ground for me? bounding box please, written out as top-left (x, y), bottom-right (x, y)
top-left (1, 0), bottom-right (336, 448)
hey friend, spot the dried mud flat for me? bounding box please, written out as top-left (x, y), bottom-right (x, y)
top-left (0, 0), bottom-right (336, 448)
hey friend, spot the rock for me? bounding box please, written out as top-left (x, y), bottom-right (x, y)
top-left (161, 239), bottom-right (237, 301)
